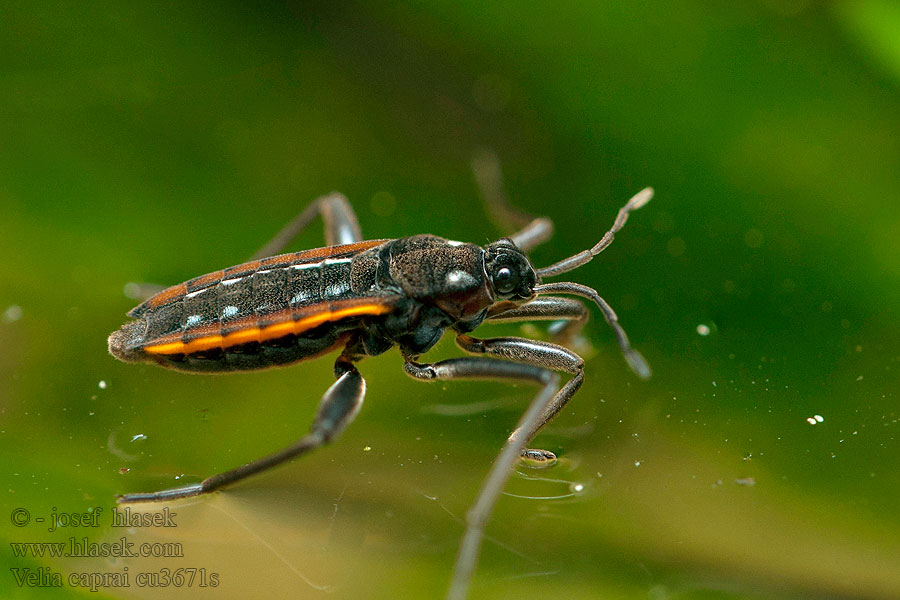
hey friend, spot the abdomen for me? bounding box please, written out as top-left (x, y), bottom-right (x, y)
top-left (108, 242), bottom-right (396, 372)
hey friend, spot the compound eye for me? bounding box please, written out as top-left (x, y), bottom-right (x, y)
top-left (494, 266), bottom-right (518, 295)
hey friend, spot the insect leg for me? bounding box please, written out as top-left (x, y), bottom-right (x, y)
top-left (535, 281), bottom-right (651, 379)
top-left (486, 295), bottom-right (589, 344)
top-left (121, 194), bottom-right (363, 302)
top-left (471, 149), bottom-right (554, 253)
top-left (505, 217), bottom-right (554, 254)
top-left (117, 356), bottom-right (366, 503)
top-left (250, 192), bottom-right (363, 259)
top-left (455, 333), bottom-right (584, 463)
top-left (403, 356), bottom-right (559, 600)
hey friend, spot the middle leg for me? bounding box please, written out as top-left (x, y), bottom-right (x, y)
top-left (454, 333), bottom-right (585, 463)
top-left (402, 355), bottom-right (560, 600)
top-left (471, 149), bottom-right (554, 253)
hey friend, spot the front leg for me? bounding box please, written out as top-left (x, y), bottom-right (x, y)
top-left (486, 295), bottom-right (589, 346)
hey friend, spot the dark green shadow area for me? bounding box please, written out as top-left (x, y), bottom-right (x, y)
top-left (2, 2), bottom-right (899, 599)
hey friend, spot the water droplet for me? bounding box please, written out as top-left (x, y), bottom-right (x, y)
top-left (2, 305), bottom-right (23, 323)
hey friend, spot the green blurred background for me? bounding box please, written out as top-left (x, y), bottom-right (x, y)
top-left (3, 2), bottom-right (899, 598)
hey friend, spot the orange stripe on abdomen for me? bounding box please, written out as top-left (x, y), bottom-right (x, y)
top-left (143, 301), bottom-right (394, 356)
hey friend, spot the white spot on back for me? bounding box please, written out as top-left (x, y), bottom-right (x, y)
top-left (325, 281), bottom-right (350, 297)
top-left (222, 305), bottom-right (239, 318)
top-left (446, 269), bottom-right (476, 289)
top-left (185, 314), bottom-right (203, 326)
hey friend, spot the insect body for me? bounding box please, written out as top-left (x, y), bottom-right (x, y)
top-left (109, 235), bottom-right (535, 373)
top-left (109, 183), bottom-right (652, 600)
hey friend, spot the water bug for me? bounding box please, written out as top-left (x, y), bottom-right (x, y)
top-left (108, 156), bottom-right (652, 599)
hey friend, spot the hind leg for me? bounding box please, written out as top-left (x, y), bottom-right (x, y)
top-left (125, 193), bottom-right (364, 302)
top-left (251, 191), bottom-right (363, 259)
top-left (117, 355), bottom-right (366, 503)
